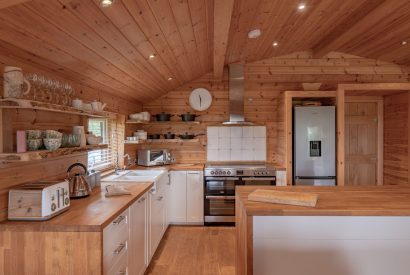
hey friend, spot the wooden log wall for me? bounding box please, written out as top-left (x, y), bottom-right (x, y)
top-left (140, 51), bottom-right (410, 168)
top-left (0, 64), bottom-right (141, 222)
top-left (384, 92), bottom-right (409, 185)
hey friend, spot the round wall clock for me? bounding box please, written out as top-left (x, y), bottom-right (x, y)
top-left (189, 88), bottom-right (212, 111)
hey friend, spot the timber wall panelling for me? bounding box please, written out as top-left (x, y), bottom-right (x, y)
top-left (141, 52), bottom-right (410, 167)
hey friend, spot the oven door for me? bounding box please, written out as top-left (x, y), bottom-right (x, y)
top-left (204, 177), bottom-right (237, 223)
top-left (204, 195), bottom-right (235, 223)
top-left (205, 177), bottom-right (237, 196)
top-left (240, 176), bottom-right (276, 186)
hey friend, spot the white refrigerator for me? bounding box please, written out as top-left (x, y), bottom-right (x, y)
top-left (293, 106), bottom-right (336, 186)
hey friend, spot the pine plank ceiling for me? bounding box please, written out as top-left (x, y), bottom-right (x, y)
top-left (0, 0), bottom-right (409, 103)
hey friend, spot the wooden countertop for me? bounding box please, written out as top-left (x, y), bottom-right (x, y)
top-left (236, 185), bottom-right (410, 216)
top-left (134, 163), bottom-right (205, 171)
top-left (0, 182), bottom-right (153, 232)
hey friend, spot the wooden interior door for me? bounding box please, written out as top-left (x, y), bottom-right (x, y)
top-left (345, 100), bottom-right (383, 185)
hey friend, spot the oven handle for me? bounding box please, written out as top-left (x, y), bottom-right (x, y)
top-left (205, 195), bottom-right (235, 200)
top-left (205, 177), bottom-right (239, 180)
top-left (242, 177), bottom-right (276, 181)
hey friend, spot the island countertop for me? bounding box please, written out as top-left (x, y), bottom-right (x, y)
top-left (236, 185), bottom-right (410, 216)
top-left (236, 185), bottom-right (410, 275)
top-left (0, 181), bottom-right (153, 232)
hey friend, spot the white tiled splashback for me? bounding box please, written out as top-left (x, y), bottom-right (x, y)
top-left (207, 126), bottom-right (267, 161)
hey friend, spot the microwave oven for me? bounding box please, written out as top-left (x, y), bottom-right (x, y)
top-left (137, 149), bottom-right (173, 166)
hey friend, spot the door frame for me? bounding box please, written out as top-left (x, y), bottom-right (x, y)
top-left (338, 83), bottom-right (410, 185)
top-left (284, 90), bottom-right (338, 185)
top-left (345, 96), bottom-right (384, 186)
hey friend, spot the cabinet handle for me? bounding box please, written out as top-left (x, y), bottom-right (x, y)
top-left (113, 242), bottom-right (126, 255)
top-left (187, 172), bottom-right (200, 175)
top-left (157, 196), bottom-right (164, 201)
top-left (112, 215), bottom-right (126, 225)
top-left (117, 271), bottom-right (126, 275)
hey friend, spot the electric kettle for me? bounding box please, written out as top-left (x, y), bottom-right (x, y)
top-left (67, 163), bottom-right (91, 198)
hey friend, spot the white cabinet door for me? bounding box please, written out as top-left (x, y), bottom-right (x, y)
top-left (149, 187), bottom-right (166, 261)
top-left (186, 171), bottom-right (204, 224)
top-left (128, 193), bottom-right (147, 275)
top-left (276, 170), bottom-right (287, 186)
top-left (168, 171), bottom-right (187, 223)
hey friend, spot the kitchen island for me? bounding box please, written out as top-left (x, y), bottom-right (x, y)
top-left (236, 186), bottom-right (410, 275)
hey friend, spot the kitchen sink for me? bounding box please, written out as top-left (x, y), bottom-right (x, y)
top-left (125, 170), bottom-right (164, 177)
top-left (102, 169), bottom-right (167, 183)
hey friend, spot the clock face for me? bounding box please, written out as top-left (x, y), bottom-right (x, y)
top-left (189, 88), bottom-right (212, 111)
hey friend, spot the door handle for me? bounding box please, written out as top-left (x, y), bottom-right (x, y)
top-left (205, 196), bottom-right (235, 200)
top-left (113, 242), bottom-right (126, 255)
top-left (112, 215), bottom-right (126, 225)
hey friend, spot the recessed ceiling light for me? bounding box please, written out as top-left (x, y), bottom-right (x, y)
top-left (100, 0), bottom-right (115, 8)
top-left (248, 29), bottom-right (261, 39)
top-left (402, 41), bottom-right (408, 45)
top-left (298, 3), bottom-right (306, 10)
top-left (167, 77), bottom-right (173, 81)
top-left (272, 41), bottom-right (279, 47)
top-left (149, 54), bottom-right (156, 59)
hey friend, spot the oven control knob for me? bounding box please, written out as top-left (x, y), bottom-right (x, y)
top-left (51, 203), bottom-right (56, 212)
top-left (210, 171), bottom-right (214, 175)
top-left (223, 171), bottom-right (226, 175)
top-left (227, 171), bottom-right (231, 175)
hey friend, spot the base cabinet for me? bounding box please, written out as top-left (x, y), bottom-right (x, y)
top-left (169, 170), bottom-right (204, 224)
top-left (128, 193), bottom-right (148, 275)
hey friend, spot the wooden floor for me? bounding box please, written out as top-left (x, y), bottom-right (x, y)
top-left (145, 226), bottom-right (236, 275)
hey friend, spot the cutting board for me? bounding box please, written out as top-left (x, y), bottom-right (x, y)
top-left (248, 189), bottom-right (318, 207)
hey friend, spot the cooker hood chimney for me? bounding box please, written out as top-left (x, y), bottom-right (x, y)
top-left (223, 63), bottom-right (253, 125)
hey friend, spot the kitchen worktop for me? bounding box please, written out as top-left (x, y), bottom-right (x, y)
top-left (0, 182), bottom-right (153, 232)
top-left (236, 185), bottom-right (410, 216)
top-left (236, 186), bottom-right (410, 275)
top-left (134, 163), bottom-right (205, 171)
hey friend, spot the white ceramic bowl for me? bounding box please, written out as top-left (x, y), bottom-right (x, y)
top-left (129, 113), bottom-right (143, 120)
top-left (43, 138), bottom-right (62, 151)
top-left (86, 135), bottom-right (103, 145)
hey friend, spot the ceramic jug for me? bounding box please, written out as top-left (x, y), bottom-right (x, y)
top-left (72, 98), bottom-right (83, 109)
top-left (91, 100), bottom-right (107, 111)
top-left (3, 66), bottom-right (31, 99)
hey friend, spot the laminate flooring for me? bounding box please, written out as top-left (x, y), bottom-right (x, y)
top-left (145, 226), bottom-right (236, 275)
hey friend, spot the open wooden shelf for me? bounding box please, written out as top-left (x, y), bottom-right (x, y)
top-left (0, 98), bottom-right (112, 118)
top-left (145, 139), bottom-right (199, 143)
top-left (126, 120), bottom-right (201, 125)
top-left (124, 140), bottom-right (146, 144)
top-left (0, 144), bottom-right (108, 163)
top-left (125, 120), bottom-right (149, 124)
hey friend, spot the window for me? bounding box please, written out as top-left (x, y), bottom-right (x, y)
top-left (87, 118), bottom-right (120, 170)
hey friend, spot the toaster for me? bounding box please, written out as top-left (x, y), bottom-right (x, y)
top-left (8, 180), bottom-right (70, 221)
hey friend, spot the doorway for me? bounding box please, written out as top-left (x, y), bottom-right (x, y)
top-left (344, 98), bottom-right (383, 185)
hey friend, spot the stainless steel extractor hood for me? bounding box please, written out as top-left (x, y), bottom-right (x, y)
top-left (223, 63), bottom-right (254, 125)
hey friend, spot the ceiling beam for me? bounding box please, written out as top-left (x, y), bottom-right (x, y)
top-left (312, 0), bottom-right (405, 58)
top-left (213, 0), bottom-right (234, 79)
top-left (0, 0), bottom-right (31, 9)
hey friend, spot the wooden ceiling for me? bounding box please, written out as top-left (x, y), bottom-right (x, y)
top-left (227, 0), bottom-right (410, 65)
top-left (0, 0), bottom-right (409, 103)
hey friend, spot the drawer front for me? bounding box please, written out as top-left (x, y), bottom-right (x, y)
top-left (104, 209), bottom-right (129, 272)
top-left (106, 247), bottom-right (128, 275)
